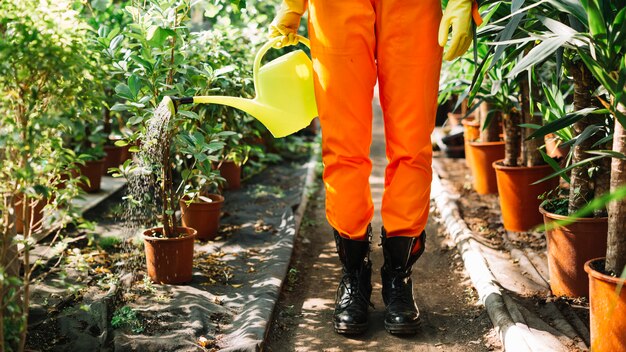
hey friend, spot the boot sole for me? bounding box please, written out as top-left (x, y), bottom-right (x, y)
top-left (384, 319), bottom-right (421, 335)
top-left (334, 322), bottom-right (368, 334)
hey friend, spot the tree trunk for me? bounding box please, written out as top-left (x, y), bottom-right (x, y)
top-left (606, 107), bottom-right (626, 275)
top-left (480, 108), bottom-right (501, 142)
top-left (503, 110), bottom-right (522, 166)
top-left (594, 154), bottom-right (611, 218)
top-left (568, 63), bottom-right (600, 215)
top-left (520, 75), bottom-right (544, 167)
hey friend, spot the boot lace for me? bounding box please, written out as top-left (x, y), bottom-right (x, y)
top-left (386, 273), bottom-right (414, 307)
top-left (337, 271), bottom-right (374, 311)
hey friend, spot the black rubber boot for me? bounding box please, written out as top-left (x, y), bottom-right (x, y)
top-left (380, 227), bottom-right (425, 334)
top-left (333, 225), bottom-right (373, 334)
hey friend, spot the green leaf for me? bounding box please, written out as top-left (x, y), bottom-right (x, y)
top-left (128, 74), bottom-right (141, 97)
top-left (110, 103), bottom-right (129, 112)
top-left (532, 155), bottom-right (604, 185)
top-left (115, 83), bottom-right (134, 100)
top-left (114, 140), bottom-right (129, 147)
top-left (527, 108), bottom-right (598, 140)
top-left (109, 34), bottom-right (124, 51)
top-left (586, 150), bottom-right (626, 159)
top-left (147, 26), bottom-right (170, 47)
top-left (508, 36), bottom-right (571, 78)
top-left (540, 149), bottom-right (570, 184)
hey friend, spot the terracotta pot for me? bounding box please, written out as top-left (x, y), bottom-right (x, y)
top-left (103, 144), bottom-right (130, 175)
top-left (467, 141), bottom-right (505, 195)
top-left (143, 227), bottom-right (197, 284)
top-left (585, 258), bottom-right (626, 352)
top-left (219, 161), bottom-right (242, 190)
top-left (180, 194), bottom-right (224, 241)
top-left (462, 118), bottom-right (480, 168)
top-left (493, 161), bottom-right (559, 232)
top-left (78, 159), bottom-right (105, 193)
top-left (14, 194), bottom-right (46, 234)
top-left (540, 207), bottom-right (607, 297)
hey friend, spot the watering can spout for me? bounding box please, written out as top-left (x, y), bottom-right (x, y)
top-left (169, 36), bottom-right (318, 138)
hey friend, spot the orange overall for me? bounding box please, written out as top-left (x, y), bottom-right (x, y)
top-left (308, 0), bottom-right (443, 240)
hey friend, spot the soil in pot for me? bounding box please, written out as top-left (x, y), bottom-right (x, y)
top-left (493, 161), bottom-right (559, 232)
top-left (103, 144), bottom-right (131, 175)
top-left (78, 159), bottom-right (105, 193)
top-left (219, 161), bottom-right (242, 190)
top-left (540, 206), bottom-right (607, 297)
top-left (585, 258), bottom-right (626, 352)
top-left (180, 194), bottom-right (224, 241)
top-left (143, 227), bottom-right (197, 284)
top-left (467, 141), bottom-right (505, 195)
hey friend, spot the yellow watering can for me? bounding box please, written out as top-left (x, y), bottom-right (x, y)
top-left (168, 35), bottom-right (318, 138)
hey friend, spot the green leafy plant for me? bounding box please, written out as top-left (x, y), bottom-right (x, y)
top-left (0, 0), bottom-right (93, 350)
top-left (111, 306), bottom-right (144, 333)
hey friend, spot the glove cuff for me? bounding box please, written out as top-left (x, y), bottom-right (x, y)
top-left (472, 0), bottom-right (483, 26)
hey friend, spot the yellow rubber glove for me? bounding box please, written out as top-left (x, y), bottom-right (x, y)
top-left (269, 0), bottom-right (307, 48)
top-left (438, 0), bottom-right (481, 61)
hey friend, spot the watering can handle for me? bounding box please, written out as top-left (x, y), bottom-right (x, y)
top-left (252, 35), bottom-right (311, 95)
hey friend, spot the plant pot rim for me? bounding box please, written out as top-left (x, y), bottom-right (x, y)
top-left (492, 159), bottom-right (552, 171)
top-left (143, 226), bottom-right (197, 241)
top-left (585, 257), bottom-right (626, 285)
top-left (539, 205), bottom-right (608, 222)
top-left (180, 194), bottom-right (224, 205)
top-left (468, 140), bottom-right (505, 147)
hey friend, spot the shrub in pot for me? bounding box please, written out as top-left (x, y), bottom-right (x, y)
top-left (0, 0), bottom-right (93, 349)
top-left (178, 130), bottom-right (232, 241)
top-left (106, 0), bottom-right (243, 284)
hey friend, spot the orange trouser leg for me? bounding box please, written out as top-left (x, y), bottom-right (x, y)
top-left (308, 0), bottom-right (377, 240)
top-left (376, 0), bottom-right (442, 239)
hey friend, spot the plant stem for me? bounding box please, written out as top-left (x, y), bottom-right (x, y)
top-left (520, 73), bottom-right (543, 167)
top-left (503, 110), bottom-right (521, 166)
top-left (568, 62), bottom-right (600, 215)
top-left (606, 106), bottom-right (626, 275)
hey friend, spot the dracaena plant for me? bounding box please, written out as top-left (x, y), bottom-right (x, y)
top-left (576, 0), bottom-right (626, 276)
top-left (478, 0), bottom-right (613, 217)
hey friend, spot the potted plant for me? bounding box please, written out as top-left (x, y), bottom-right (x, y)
top-left (217, 141), bottom-right (251, 191)
top-left (65, 118), bottom-right (108, 193)
top-left (105, 0), bottom-right (247, 284)
top-left (0, 0), bottom-right (91, 349)
top-left (179, 129), bottom-right (233, 241)
top-left (461, 43), bottom-right (507, 194)
top-left (473, 5), bottom-right (559, 232)
top-left (497, 0), bottom-right (613, 297)
top-left (572, 0), bottom-right (626, 349)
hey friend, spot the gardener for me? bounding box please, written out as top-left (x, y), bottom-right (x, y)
top-left (270, 0), bottom-right (480, 334)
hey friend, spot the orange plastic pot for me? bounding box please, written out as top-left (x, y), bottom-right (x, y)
top-left (467, 141), bottom-right (504, 195)
top-left (78, 159), bottom-right (105, 193)
top-left (540, 207), bottom-right (607, 297)
top-left (143, 227), bottom-right (197, 284)
top-left (585, 258), bottom-right (626, 352)
top-left (219, 161), bottom-right (242, 190)
top-left (493, 161), bottom-right (559, 232)
top-left (103, 144), bottom-right (130, 175)
top-left (180, 194), bottom-right (224, 241)
top-left (462, 118), bottom-right (480, 168)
